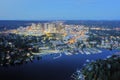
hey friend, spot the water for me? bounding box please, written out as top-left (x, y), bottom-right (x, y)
top-left (0, 49), bottom-right (120, 80)
top-left (0, 20), bottom-right (120, 80)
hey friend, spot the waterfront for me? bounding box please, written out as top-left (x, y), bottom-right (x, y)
top-left (0, 20), bottom-right (120, 80)
top-left (1, 0), bottom-right (120, 79)
top-left (0, 49), bottom-right (119, 80)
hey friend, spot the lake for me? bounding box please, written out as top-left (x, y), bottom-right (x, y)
top-left (0, 49), bottom-right (120, 80)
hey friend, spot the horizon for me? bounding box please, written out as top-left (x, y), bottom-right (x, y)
top-left (0, 19), bottom-right (120, 21)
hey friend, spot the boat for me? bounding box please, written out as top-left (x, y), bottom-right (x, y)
top-left (79, 50), bottom-right (84, 54)
top-left (83, 49), bottom-right (91, 55)
top-left (53, 53), bottom-right (62, 59)
top-left (71, 70), bottom-right (85, 80)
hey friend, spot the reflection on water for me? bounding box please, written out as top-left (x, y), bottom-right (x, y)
top-left (0, 49), bottom-right (120, 80)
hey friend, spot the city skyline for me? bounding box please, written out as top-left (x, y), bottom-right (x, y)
top-left (0, 0), bottom-right (120, 20)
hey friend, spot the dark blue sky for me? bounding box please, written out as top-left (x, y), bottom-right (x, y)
top-left (0, 0), bottom-right (120, 20)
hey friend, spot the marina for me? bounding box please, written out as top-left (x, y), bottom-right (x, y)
top-left (0, 48), bottom-right (119, 80)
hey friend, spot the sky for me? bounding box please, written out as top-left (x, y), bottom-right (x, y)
top-left (0, 0), bottom-right (120, 20)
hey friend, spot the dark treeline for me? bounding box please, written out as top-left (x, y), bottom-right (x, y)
top-left (81, 55), bottom-right (120, 80)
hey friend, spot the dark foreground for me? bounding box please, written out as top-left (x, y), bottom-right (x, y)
top-left (0, 49), bottom-right (120, 80)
